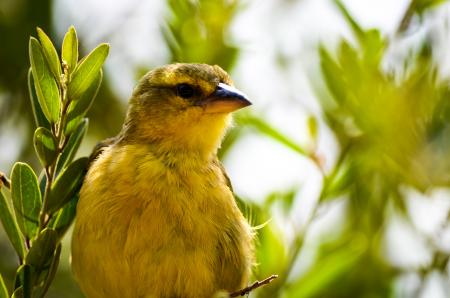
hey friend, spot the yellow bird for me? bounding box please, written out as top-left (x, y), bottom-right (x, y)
top-left (71, 63), bottom-right (254, 298)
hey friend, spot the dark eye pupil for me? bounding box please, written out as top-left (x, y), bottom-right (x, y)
top-left (176, 84), bottom-right (194, 98)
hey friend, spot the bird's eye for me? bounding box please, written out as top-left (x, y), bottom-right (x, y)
top-left (176, 84), bottom-right (195, 99)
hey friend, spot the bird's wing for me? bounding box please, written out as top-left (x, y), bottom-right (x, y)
top-left (88, 137), bottom-right (117, 166)
top-left (213, 157), bottom-right (234, 193)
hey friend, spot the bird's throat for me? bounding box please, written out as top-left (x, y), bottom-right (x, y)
top-left (120, 113), bottom-right (231, 166)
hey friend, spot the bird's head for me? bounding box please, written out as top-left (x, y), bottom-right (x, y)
top-left (120, 63), bottom-right (251, 159)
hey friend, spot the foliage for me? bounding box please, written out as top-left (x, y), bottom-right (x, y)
top-left (163, 0), bottom-right (240, 71)
top-left (1, 0), bottom-right (450, 297)
top-left (236, 1), bottom-right (450, 297)
top-left (0, 0), bottom-right (123, 169)
top-left (0, 27), bottom-right (108, 297)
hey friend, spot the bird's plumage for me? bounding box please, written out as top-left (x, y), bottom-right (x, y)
top-left (71, 63), bottom-right (254, 298)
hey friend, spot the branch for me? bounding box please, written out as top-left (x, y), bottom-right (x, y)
top-left (0, 172), bottom-right (11, 189)
top-left (229, 275), bottom-right (278, 297)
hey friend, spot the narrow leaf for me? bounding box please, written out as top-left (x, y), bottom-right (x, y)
top-left (307, 115), bottom-right (318, 141)
top-left (28, 69), bottom-right (50, 129)
top-left (62, 26), bottom-right (79, 72)
top-left (321, 160), bottom-right (353, 200)
top-left (22, 265), bottom-right (31, 298)
top-left (36, 244), bottom-right (61, 298)
top-left (11, 163), bottom-right (42, 239)
top-left (36, 27), bottom-right (62, 81)
top-left (334, 0), bottom-right (365, 44)
top-left (11, 287), bottom-right (23, 298)
top-left (320, 45), bottom-right (348, 104)
top-left (33, 127), bottom-right (58, 167)
top-left (29, 37), bottom-right (60, 123)
top-left (0, 274), bottom-right (9, 298)
top-left (13, 264), bottom-right (31, 294)
top-left (416, 0), bottom-right (448, 14)
top-left (237, 113), bottom-right (307, 155)
top-left (285, 237), bottom-right (366, 298)
top-left (14, 265), bottom-right (23, 290)
top-left (65, 71), bottom-right (102, 134)
top-left (256, 222), bottom-right (286, 278)
top-left (0, 190), bottom-right (25, 260)
top-left (57, 119), bottom-right (88, 173)
top-left (38, 170), bottom-right (47, 200)
top-left (47, 157), bottom-right (88, 213)
top-left (68, 43), bottom-right (109, 100)
top-left (25, 228), bottom-right (57, 270)
top-left (50, 194), bottom-right (78, 238)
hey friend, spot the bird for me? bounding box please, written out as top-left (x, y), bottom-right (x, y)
top-left (71, 63), bottom-right (255, 298)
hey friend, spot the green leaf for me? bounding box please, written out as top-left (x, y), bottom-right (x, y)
top-left (14, 265), bottom-right (24, 290)
top-left (25, 228), bottom-right (57, 271)
top-left (48, 243), bottom-right (61, 284)
top-left (65, 70), bottom-right (102, 134)
top-left (57, 119), bottom-right (88, 173)
top-left (13, 264), bottom-right (31, 296)
top-left (307, 115), bottom-right (318, 141)
top-left (284, 236), bottom-right (366, 298)
top-left (29, 37), bottom-right (60, 123)
top-left (0, 274), bottom-right (9, 298)
top-left (416, 0), bottom-right (448, 14)
top-left (256, 223), bottom-right (286, 279)
top-left (237, 113), bottom-right (307, 155)
top-left (47, 157), bottom-right (88, 213)
top-left (22, 266), bottom-right (31, 298)
top-left (68, 43), bottom-right (109, 100)
top-left (11, 287), bottom-right (23, 298)
top-left (334, 0), bottom-right (365, 45)
top-left (11, 163), bottom-right (42, 239)
top-left (35, 243), bottom-right (61, 298)
top-left (38, 170), bottom-right (47, 200)
top-left (320, 45), bottom-right (348, 104)
top-left (28, 69), bottom-right (50, 129)
top-left (50, 194), bottom-right (78, 238)
top-left (33, 127), bottom-right (58, 167)
top-left (0, 190), bottom-right (25, 260)
top-left (62, 26), bottom-right (78, 73)
top-left (264, 188), bottom-right (298, 213)
top-left (36, 27), bottom-right (61, 81)
top-left (321, 160), bottom-right (353, 201)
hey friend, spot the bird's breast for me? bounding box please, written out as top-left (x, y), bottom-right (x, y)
top-left (72, 144), bottom-right (250, 297)
top-left (77, 143), bottom-right (237, 248)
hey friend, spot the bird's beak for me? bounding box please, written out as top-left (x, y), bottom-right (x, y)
top-left (201, 83), bottom-right (252, 114)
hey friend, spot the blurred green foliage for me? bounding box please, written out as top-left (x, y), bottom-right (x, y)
top-left (244, 1), bottom-right (450, 297)
top-left (164, 0), bottom-right (240, 70)
top-left (0, 0), bottom-right (123, 170)
top-left (1, 0), bottom-right (450, 297)
top-left (0, 0), bottom-right (52, 164)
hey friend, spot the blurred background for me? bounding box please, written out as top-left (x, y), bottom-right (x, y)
top-left (1, 0), bottom-right (450, 297)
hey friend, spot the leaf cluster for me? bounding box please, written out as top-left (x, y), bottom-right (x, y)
top-left (163, 0), bottom-right (240, 71)
top-left (231, 1), bottom-right (450, 297)
top-left (0, 27), bottom-right (108, 298)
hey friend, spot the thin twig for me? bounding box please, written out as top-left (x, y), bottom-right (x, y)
top-left (229, 275), bottom-right (278, 297)
top-left (0, 172), bottom-right (11, 189)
